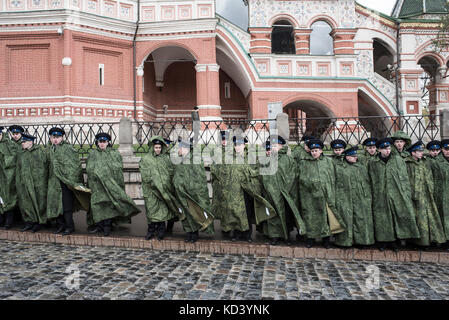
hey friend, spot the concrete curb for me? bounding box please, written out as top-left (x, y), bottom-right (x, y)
top-left (0, 229), bottom-right (445, 264)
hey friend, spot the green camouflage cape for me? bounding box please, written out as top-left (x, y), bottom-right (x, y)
top-left (298, 153), bottom-right (345, 239)
top-left (291, 144), bottom-right (308, 161)
top-left (258, 146), bottom-right (306, 240)
top-left (405, 156), bottom-right (446, 246)
top-left (368, 154), bottom-right (420, 241)
top-left (46, 141), bottom-right (90, 220)
top-left (86, 147), bottom-right (140, 225)
top-left (139, 136), bottom-right (182, 223)
top-left (334, 160), bottom-right (375, 246)
top-left (210, 146), bottom-right (262, 232)
top-left (172, 150), bottom-right (214, 233)
top-left (15, 144), bottom-right (48, 224)
top-left (358, 149), bottom-right (377, 166)
top-left (0, 133), bottom-right (19, 212)
top-left (430, 154), bottom-right (449, 239)
top-left (391, 131), bottom-right (412, 159)
top-left (210, 144), bottom-right (231, 220)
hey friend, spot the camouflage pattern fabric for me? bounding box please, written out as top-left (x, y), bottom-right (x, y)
top-left (430, 154), bottom-right (449, 239)
top-left (86, 147), bottom-right (140, 225)
top-left (405, 156), bottom-right (446, 246)
top-left (139, 136), bottom-right (181, 223)
top-left (15, 144), bottom-right (48, 224)
top-left (334, 160), bottom-right (374, 247)
top-left (368, 154), bottom-right (420, 242)
top-left (0, 133), bottom-right (19, 213)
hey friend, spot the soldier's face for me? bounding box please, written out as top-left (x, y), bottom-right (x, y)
top-left (21, 140), bottom-right (32, 150)
top-left (50, 135), bottom-right (63, 145)
top-left (98, 140), bottom-right (108, 150)
top-left (412, 150), bottom-right (423, 160)
top-left (221, 140), bottom-right (227, 146)
top-left (304, 145), bottom-right (310, 152)
top-left (272, 143), bottom-right (283, 153)
top-left (379, 146), bottom-right (391, 157)
top-left (366, 146), bottom-right (377, 155)
top-left (310, 148), bottom-right (322, 159)
top-left (154, 144), bottom-right (162, 155)
top-left (394, 140), bottom-right (405, 151)
top-left (333, 148), bottom-right (344, 155)
top-left (443, 148), bottom-right (449, 158)
top-left (12, 132), bottom-right (21, 141)
top-left (429, 149), bottom-right (440, 157)
top-left (346, 155), bottom-right (358, 163)
top-left (234, 144), bottom-right (245, 153)
top-left (266, 150), bottom-right (271, 157)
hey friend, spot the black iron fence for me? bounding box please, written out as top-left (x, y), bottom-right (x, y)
top-left (4, 122), bottom-right (119, 157)
top-left (290, 114), bottom-right (441, 149)
top-left (2, 114), bottom-right (442, 157)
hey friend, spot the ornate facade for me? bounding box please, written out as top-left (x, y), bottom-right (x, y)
top-left (0, 0), bottom-right (448, 124)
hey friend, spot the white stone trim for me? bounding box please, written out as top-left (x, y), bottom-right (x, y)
top-left (200, 116), bottom-right (223, 121)
top-left (208, 64), bottom-right (220, 72)
top-left (195, 64), bottom-right (208, 72)
top-left (0, 95), bottom-right (137, 103)
top-left (196, 105), bottom-right (222, 110)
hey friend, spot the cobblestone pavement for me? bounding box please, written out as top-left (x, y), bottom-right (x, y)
top-left (0, 240), bottom-right (448, 300)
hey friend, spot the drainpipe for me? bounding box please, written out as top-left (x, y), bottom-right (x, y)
top-left (132, 0), bottom-right (140, 121)
top-left (395, 19), bottom-right (402, 117)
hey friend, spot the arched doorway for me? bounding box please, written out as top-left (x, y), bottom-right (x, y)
top-left (418, 55), bottom-right (442, 112)
top-left (142, 46), bottom-right (197, 120)
top-left (284, 99), bottom-right (336, 141)
top-left (373, 38), bottom-right (395, 82)
top-left (271, 20), bottom-right (295, 54)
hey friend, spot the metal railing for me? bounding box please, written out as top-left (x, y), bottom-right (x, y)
top-left (4, 122), bottom-right (119, 157)
top-left (289, 114), bottom-right (441, 149)
top-left (3, 114), bottom-right (441, 157)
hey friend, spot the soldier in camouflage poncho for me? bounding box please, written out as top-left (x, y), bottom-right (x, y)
top-left (368, 138), bottom-right (420, 251)
top-left (358, 138), bottom-right (378, 166)
top-left (291, 135), bottom-right (314, 161)
top-left (391, 130), bottom-right (411, 159)
top-left (330, 139), bottom-right (346, 163)
top-left (404, 141), bottom-right (446, 248)
top-left (212, 135), bottom-right (259, 242)
top-left (172, 139), bottom-right (215, 243)
top-left (425, 141), bottom-right (442, 170)
top-left (46, 127), bottom-right (90, 235)
top-left (298, 139), bottom-right (345, 249)
top-left (15, 133), bottom-right (48, 232)
top-left (431, 139), bottom-right (449, 246)
top-left (140, 136), bottom-right (181, 240)
top-left (86, 133), bottom-right (140, 237)
top-left (258, 135), bottom-right (306, 245)
top-left (0, 126), bottom-right (20, 228)
top-left (334, 147), bottom-right (374, 247)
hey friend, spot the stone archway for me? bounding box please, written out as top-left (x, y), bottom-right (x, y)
top-left (142, 46), bottom-right (197, 120)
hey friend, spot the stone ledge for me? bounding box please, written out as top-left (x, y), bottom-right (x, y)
top-left (0, 230), bottom-right (446, 264)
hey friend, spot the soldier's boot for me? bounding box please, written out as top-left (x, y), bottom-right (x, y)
top-left (270, 238), bottom-right (281, 246)
top-left (89, 224), bottom-right (102, 234)
top-left (156, 222), bottom-right (166, 241)
top-left (377, 242), bottom-right (387, 251)
top-left (231, 230), bottom-right (240, 242)
top-left (166, 220), bottom-right (175, 234)
top-left (0, 214), bottom-right (4, 227)
top-left (53, 216), bottom-right (66, 234)
top-left (190, 231), bottom-right (199, 243)
top-left (103, 219), bottom-right (112, 237)
top-left (322, 237), bottom-right (331, 249)
top-left (21, 222), bottom-right (34, 232)
top-left (145, 223), bottom-right (156, 240)
top-left (4, 211), bottom-right (14, 229)
top-left (184, 232), bottom-right (192, 243)
top-left (390, 241), bottom-right (399, 252)
top-left (306, 238), bottom-right (314, 248)
top-left (31, 223), bottom-right (42, 233)
top-left (245, 228), bottom-right (253, 243)
top-left (62, 210), bottom-right (75, 236)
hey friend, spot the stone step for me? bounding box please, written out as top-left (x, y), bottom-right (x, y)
top-left (0, 229), bottom-right (447, 265)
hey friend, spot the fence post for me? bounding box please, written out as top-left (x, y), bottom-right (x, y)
top-left (276, 112), bottom-right (290, 142)
top-left (118, 117), bottom-right (135, 157)
top-left (441, 110), bottom-right (449, 140)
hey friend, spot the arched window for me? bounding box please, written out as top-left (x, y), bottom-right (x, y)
top-left (373, 39), bottom-right (395, 82)
top-left (271, 20), bottom-right (295, 54)
top-left (310, 21), bottom-right (333, 55)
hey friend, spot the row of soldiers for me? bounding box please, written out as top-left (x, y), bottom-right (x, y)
top-left (1, 124), bottom-right (449, 252)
